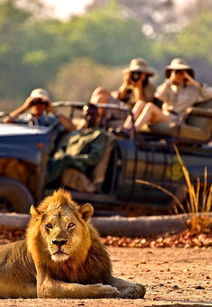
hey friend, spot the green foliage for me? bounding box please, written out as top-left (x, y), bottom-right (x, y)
top-left (0, 1), bottom-right (31, 99)
top-left (171, 11), bottom-right (212, 63)
top-left (64, 5), bottom-right (150, 65)
top-left (151, 10), bottom-right (212, 84)
top-left (0, 1), bottom-right (150, 104)
top-left (0, 0), bottom-right (211, 107)
top-left (49, 58), bottom-right (123, 101)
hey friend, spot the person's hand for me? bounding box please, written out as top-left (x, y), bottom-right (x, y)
top-left (45, 100), bottom-right (55, 114)
top-left (184, 71), bottom-right (202, 88)
top-left (22, 97), bottom-right (37, 110)
top-left (166, 105), bottom-right (174, 112)
top-left (2, 116), bottom-right (13, 123)
top-left (122, 70), bottom-right (132, 85)
top-left (133, 79), bottom-right (142, 89)
top-left (132, 73), bottom-right (146, 101)
top-left (169, 70), bottom-right (178, 84)
top-left (23, 97), bottom-right (51, 111)
top-left (183, 71), bottom-right (194, 85)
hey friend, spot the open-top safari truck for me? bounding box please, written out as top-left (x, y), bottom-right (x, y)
top-left (0, 99), bottom-right (211, 215)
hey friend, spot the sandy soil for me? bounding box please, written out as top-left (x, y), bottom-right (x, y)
top-left (0, 246), bottom-right (211, 307)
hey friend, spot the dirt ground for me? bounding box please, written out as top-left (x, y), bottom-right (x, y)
top-left (0, 246), bottom-right (211, 307)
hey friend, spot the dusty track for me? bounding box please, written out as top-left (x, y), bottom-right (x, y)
top-left (0, 246), bottom-right (211, 306)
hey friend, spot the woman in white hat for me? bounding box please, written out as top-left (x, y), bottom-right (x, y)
top-left (124, 58), bottom-right (212, 130)
top-left (90, 58), bottom-right (156, 125)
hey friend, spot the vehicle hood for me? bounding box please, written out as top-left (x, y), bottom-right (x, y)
top-left (0, 123), bottom-right (50, 136)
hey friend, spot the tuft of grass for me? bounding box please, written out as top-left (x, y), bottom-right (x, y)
top-left (174, 145), bottom-right (212, 233)
top-left (136, 145), bottom-right (212, 234)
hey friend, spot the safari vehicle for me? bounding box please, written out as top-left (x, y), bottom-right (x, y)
top-left (0, 100), bottom-right (211, 215)
top-left (0, 121), bottom-right (60, 212)
top-left (50, 100), bottom-right (212, 215)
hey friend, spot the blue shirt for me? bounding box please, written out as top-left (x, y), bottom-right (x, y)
top-left (18, 113), bottom-right (57, 127)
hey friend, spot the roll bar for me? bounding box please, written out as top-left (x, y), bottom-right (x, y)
top-left (52, 101), bottom-right (130, 113)
top-left (52, 100), bottom-right (135, 138)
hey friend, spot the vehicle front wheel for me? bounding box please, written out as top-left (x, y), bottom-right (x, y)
top-left (0, 176), bottom-right (34, 213)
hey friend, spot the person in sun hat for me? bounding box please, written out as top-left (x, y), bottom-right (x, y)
top-left (3, 88), bottom-right (75, 131)
top-left (118, 58), bottom-right (155, 104)
top-left (123, 57), bottom-right (212, 131)
top-left (90, 58), bottom-right (157, 126)
top-left (120, 58), bottom-right (159, 130)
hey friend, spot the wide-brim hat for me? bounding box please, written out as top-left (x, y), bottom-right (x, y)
top-left (30, 88), bottom-right (50, 100)
top-left (165, 58), bottom-right (194, 78)
top-left (122, 58), bottom-right (154, 76)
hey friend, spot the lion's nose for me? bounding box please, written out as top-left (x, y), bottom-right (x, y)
top-left (52, 239), bottom-right (68, 246)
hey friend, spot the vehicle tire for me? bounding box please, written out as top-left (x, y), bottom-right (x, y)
top-left (0, 176), bottom-right (34, 213)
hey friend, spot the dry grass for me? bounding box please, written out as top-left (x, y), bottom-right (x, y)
top-left (136, 145), bottom-right (212, 233)
top-left (174, 146), bottom-right (212, 233)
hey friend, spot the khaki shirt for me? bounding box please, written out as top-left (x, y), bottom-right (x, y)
top-left (155, 81), bottom-right (212, 115)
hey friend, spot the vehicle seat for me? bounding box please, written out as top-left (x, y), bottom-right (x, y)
top-left (140, 99), bottom-right (212, 144)
top-left (106, 119), bottom-right (124, 129)
top-left (92, 133), bottom-right (116, 190)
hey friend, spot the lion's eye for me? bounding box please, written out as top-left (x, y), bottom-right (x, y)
top-left (45, 223), bottom-right (52, 230)
top-left (67, 223), bottom-right (75, 230)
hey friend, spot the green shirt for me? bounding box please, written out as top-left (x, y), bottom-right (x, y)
top-left (54, 127), bottom-right (107, 173)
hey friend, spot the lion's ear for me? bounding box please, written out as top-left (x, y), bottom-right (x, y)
top-left (30, 205), bottom-right (40, 217)
top-left (79, 203), bottom-right (94, 221)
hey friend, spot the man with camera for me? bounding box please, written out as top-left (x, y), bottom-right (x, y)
top-left (117, 58), bottom-right (155, 105)
top-left (3, 88), bottom-right (75, 131)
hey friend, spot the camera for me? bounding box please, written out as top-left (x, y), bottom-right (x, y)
top-left (130, 70), bottom-right (142, 82)
top-left (174, 69), bottom-right (184, 74)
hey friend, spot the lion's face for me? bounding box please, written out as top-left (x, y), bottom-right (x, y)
top-left (41, 207), bottom-right (84, 262)
top-left (28, 190), bottom-right (94, 263)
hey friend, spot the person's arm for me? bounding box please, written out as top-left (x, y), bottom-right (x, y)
top-left (47, 104), bottom-right (76, 132)
top-left (155, 70), bottom-right (178, 103)
top-left (2, 97), bottom-right (35, 123)
top-left (133, 73), bottom-right (148, 102)
top-left (184, 71), bottom-right (212, 100)
top-left (117, 71), bottom-right (132, 101)
top-left (184, 71), bottom-right (202, 88)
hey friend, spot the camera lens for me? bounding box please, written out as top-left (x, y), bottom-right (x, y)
top-left (131, 71), bottom-right (142, 82)
top-left (174, 69), bottom-right (184, 74)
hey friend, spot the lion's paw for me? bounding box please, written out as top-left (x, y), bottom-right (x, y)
top-left (101, 284), bottom-right (120, 297)
top-left (120, 283), bottom-right (146, 299)
top-left (90, 284), bottom-right (119, 298)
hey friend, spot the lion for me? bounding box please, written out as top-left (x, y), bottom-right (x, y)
top-left (0, 189), bottom-right (146, 299)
